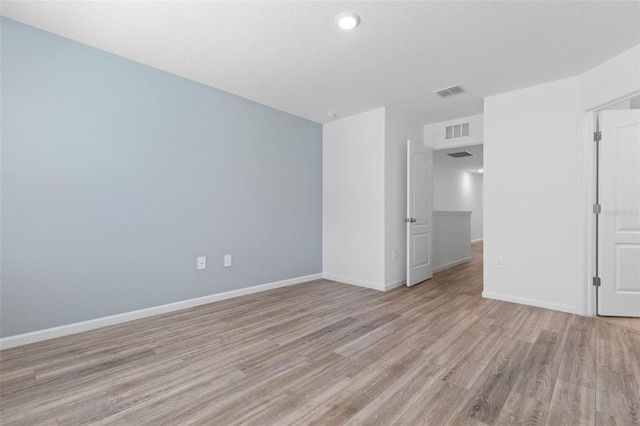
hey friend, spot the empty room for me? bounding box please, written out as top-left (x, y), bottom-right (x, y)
top-left (1, 1), bottom-right (640, 425)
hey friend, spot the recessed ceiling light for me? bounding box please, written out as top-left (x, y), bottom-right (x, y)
top-left (336, 12), bottom-right (360, 30)
top-left (326, 111), bottom-right (337, 118)
top-left (478, 169), bottom-right (484, 173)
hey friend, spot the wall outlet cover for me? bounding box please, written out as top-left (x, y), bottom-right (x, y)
top-left (197, 256), bottom-right (206, 270)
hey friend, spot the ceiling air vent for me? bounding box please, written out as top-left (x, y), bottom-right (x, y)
top-left (447, 151), bottom-right (474, 158)
top-left (434, 84), bottom-right (465, 97)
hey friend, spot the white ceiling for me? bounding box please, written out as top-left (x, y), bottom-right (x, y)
top-left (2, 1), bottom-right (639, 125)
top-left (434, 144), bottom-right (484, 174)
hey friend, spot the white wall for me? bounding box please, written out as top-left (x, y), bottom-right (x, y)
top-left (484, 75), bottom-right (584, 314)
top-left (580, 44), bottom-right (640, 315)
top-left (384, 108), bottom-right (424, 288)
top-left (323, 108), bottom-right (386, 289)
top-left (323, 106), bottom-right (424, 291)
top-left (424, 114), bottom-right (484, 149)
top-left (483, 44), bottom-right (640, 316)
top-left (433, 162), bottom-right (483, 241)
top-left (433, 211), bottom-right (472, 272)
top-left (582, 44), bottom-right (640, 110)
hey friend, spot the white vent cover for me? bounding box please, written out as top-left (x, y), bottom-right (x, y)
top-left (434, 84), bottom-right (465, 97)
top-left (445, 122), bottom-right (470, 139)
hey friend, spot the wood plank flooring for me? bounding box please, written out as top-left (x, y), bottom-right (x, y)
top-left (597, 316), bottom-right (640, 334)
top-left (1, 242), bottom-right (639, 425)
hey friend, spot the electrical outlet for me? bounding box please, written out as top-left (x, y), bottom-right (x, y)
top-left (197, 256), bottom-right (206, 270)
top-left (393, 249), bottom-right (398, 261)
top-left (224, 254), bottom-right (232, 267)
top-left (496, 255), bottom-right (504, 269)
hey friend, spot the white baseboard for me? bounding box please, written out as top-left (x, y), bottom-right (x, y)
top-left (322, 273), bottom-right (403, 292)
top-left (0, 273), bottom-right (323, 350)
top-left (322, 273), bottom-right (385, 292)
top-left (482, 291), bottom-right (577, 315)
top-left (384, 280), bottom-right (406, 291)
top-left (471, 238), bottom-right (484, 243)
top-left (434, 257), bottom-right (471, 273)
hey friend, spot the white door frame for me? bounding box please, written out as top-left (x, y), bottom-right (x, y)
top-left (597, 110), bottom-right (640, 316)
top-left (579, 111), bottom-right (597, 317)
top-left (581, 90), bottom-right (640, 316)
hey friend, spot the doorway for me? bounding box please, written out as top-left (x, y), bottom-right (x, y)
top-left (592, 95), bottom-right (640, 320)
top-left (431, 143), bottom-right (484, 273)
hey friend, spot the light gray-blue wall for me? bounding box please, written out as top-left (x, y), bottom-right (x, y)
top-left (0, 18), bottom-right (322, 337)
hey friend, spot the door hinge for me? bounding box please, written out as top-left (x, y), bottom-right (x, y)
top-left (593, 276), bottom-right (601, 287)
top-left (594, 131), bottom-right (602, 142)
top-left (593, 204), bottom-right (601, 214)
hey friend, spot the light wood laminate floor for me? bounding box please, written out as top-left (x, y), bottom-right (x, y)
top-left (1, 242), bottom-right (639, 425)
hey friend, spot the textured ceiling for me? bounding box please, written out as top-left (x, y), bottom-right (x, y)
top-left (2, 1), bottom-right (639, 125)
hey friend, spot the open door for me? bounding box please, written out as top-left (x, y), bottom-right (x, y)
top-left (598, 110), bottom-right (640, 316)
top-left (407, 139), bottom-right (433, 286)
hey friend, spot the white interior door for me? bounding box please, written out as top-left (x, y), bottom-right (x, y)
top-left (598, 110), bottom-right (640, 317)
top-left (407, 139), bottom-right (433, 286)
